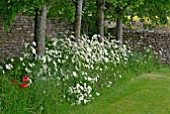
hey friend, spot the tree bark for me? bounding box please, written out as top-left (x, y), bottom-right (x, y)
top-left (96, 0), bottom-right (105, 43)
top-left (34, 8), bottom-right (40, 53)
top-left (34, 5), bottom-right (47, 55)
top-left (39, 5), bottom-right (47, 55)
top-left (74, 0), bottom-right (83, 45)
top-left (116, 18), bottom-right (123, 44)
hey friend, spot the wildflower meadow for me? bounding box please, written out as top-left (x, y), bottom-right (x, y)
top-left (0, 34), bottom-right (160, 113)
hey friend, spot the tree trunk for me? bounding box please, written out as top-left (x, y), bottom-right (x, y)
top-left (34, 8), bottom-right (39, 50)
top-left (39, 5), bottom-right (47, 55)
top-left (116, 18), bottom-right (123, 44)
top-left (96, 0), bottom-right (105, 43)
top-left (34, 5), bottom-right (47, 55)
top-left (74, 0), bottom-right (83, 45)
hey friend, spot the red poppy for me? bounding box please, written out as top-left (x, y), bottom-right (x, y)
top-left (11, 80), bottom-right (18, 85)
top-left (22, 76), bottom-right (29, 82)
top-left (20, 83), bottom-right (28, 88)
top-left (12, 80), bottom-right (15, 85)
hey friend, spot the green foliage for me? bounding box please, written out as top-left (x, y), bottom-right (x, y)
top-left (0, 0), bottom-right (48, 30)
top-left (81, 1), bottom-right (97, 35)
top-left (0, 0), bottom-right (21, 29)
top-left (48, 0), bottom-right (75, 22)
top-left (135, 0), bottom-right (170, 25)
top-left (105, 0), bottom-right (170, 27)
top-left (105, 0), bottom-right (144, 20)
top-left (0, 33), bottom-right (161, 113)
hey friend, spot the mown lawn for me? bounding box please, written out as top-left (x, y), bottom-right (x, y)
top-left (70, 67), bottom-right (170, 114)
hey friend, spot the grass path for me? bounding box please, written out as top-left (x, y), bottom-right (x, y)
top-left (71, 68), bottom-right (170, 114)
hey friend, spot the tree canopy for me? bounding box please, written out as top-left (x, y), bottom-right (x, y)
top-left (0, 0), bottom-right (170, 45)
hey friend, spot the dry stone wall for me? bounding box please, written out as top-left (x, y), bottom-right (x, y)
top-left (0, 16), bottom-right (170, 64)
top-left (0, 16), bottom-right (72, 59)
top-left (0, 16), bottom-right (34, 58)
top-left (109, 28), bottom-right (170, 64)
top-left (126, 30), bottom-right (170, 64)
